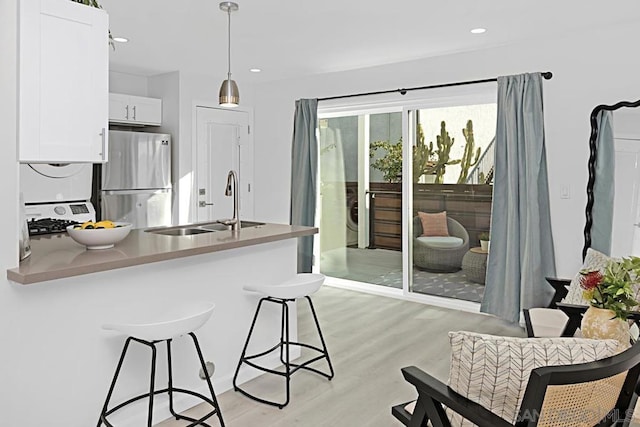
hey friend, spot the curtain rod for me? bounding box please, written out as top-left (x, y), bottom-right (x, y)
top-left (317, 71), bottom-right (553, 102)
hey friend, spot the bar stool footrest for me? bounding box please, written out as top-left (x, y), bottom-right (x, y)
top-left (101, 388), bottom-right (221, 427)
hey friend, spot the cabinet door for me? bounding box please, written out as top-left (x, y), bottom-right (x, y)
top-left (129, 95), bottom-right (162, 125)
top-left (108, 93), bottom-right (130, 123)
top-left (19, 0), bottom-right (109, 163)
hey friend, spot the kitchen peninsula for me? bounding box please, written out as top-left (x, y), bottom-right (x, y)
top-left (7, 222), bottom-right (316, 426)
top-left (8, 222), bottom-right (315, 284)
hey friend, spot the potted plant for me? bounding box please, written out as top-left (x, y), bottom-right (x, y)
top-left (579, 256), bottom-right (640, 348)
top-left (478, 232), bottom-right (490, 252)
top-left (70, 0), bottom-right (115, 49)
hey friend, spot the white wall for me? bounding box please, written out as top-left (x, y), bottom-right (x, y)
top-left (252, 22), bottom-right (640, 278)
top-left (0, 0), bottom-right (21, 414)
top-left (109, 70), bottom-right (148, 96)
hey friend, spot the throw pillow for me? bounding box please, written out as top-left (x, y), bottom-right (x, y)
top-left (418, 211), bottom-right (449, 237)
top-left (446, 331), bottom-right (619, 426)
top-left (562, 248), bottom-right (612, 305)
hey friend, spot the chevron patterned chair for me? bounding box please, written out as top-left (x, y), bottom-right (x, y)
top-left (392, 331), bottom-right (640, 427)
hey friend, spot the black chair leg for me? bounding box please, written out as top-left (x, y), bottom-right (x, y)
top-left (99, 335), bottom-right (224, 427)
top-left (190, 332), bottom-right (226, 427)
top-left (233, 296), bottom-right (333, 408)
top-left (167, 339), bottom-right (179, 420)
top-left (306, 296), bottom-right (334, 379)
top-left (233, 298), bottom-right (267, 390)
top-left (146, 342), bottom-right (157, 427)
top-left (97, 337), bottom-right (133, 427)
top-left (282, 299), bottom-right (291, 408)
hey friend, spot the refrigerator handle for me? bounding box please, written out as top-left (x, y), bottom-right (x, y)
top-left (99, 128), bottom-right (106, 161)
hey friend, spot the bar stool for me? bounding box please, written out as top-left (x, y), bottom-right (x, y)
top-left (97, 302), bottom-right (225, 427)
top-left (232, 273), bottom-right (334, 408)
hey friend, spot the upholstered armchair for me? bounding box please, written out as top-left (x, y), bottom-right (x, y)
top-left (413, 216), bottom-right (469, 272)
top-left (524, 248), bottom-right (640, 339)
top-left (393, 331), bottom-right (640, 427)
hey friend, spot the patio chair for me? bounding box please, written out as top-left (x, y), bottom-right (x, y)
top-left (392, 333), bottom-right (640, 427)
top-left (413, 216), bottom-right (469, 272)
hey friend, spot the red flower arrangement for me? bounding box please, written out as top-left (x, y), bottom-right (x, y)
top-left (579, 257), bottom-right (640, 319)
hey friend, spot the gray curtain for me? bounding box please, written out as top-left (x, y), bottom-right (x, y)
top-left (290, 98), bottom-right (318, 273)
top-left (481, 73), bottom-right (556, 323)
top-left (590, 110), bottom-right (614, 255)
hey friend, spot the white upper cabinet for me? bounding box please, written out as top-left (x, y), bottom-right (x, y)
top-left (18, 0), bottom-right (109, 163)
top-left (109, 93), bottom-right (162, 126)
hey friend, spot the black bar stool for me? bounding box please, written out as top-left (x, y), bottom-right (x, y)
top-left (232, 273), bottom-right (334, 408)
top-left (97, 302), bottom-right (225, 427)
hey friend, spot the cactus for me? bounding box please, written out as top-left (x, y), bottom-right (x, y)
top-left (412, 124), bottom-right (437, 183)
top-left (457, 120), bottom-right (481, 184)
top-left (432, 121), bottom-right (460, 183)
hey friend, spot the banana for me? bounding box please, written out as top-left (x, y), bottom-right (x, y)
top-left (78, 220), bottom-right (117, 229)
top-left (95, 220), bottom-right (115, 229)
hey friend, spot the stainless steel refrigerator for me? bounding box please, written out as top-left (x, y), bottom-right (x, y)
top-left (100, 130), bottom-right (172, 229)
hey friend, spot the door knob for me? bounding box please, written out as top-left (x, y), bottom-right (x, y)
top-left (199, 201), bottom-right (213, 207)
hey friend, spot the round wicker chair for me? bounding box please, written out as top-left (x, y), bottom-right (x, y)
top-left (413, 216), bottom-right (469, 272)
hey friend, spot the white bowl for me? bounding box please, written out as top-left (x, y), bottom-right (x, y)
top-left (66, 222), bottom-right (132, 250)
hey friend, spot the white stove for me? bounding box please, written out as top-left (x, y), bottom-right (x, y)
top-left (25, 202), bottom-right (95, 236)
top-left (20, 162), bottom-right (96, 236)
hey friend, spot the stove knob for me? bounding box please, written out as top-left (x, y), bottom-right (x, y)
top-left (54, 206), bottom-right (66, 216)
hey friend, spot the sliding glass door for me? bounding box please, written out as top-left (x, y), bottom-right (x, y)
top-left (406, 104), bottom-right (496, 303)
top-left (318, 84), bottom-right (497, 305)
top-left (318, 110), bottom-right (404, 289)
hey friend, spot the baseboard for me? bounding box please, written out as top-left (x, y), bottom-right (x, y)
top-left (324, 276), bottom-right (481, 314)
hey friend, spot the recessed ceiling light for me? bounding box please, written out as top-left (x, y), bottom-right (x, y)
top-left (250, 68), bottom-right (261, 73)
top-left (113, 37), bottom-right (129, 43)
top-left (470, 28), bottom-right (486, 34)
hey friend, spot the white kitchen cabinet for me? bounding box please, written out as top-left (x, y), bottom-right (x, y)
top-left (18, 0), bottom-right (109, 163)
top-left (109, 93), bottom-right (162, 126)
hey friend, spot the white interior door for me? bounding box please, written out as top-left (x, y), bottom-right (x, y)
top-left (195, 107), bottom-right (252, 223)
top-left (611, 138), bottom-right (640, 257)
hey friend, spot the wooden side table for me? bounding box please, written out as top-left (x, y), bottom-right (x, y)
top-left (462, 247), bottom-right (488, 284)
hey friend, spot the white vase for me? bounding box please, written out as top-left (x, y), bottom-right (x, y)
top-left (581, 306), bottom-right (630, 352)
top-left (480, 240), bottom-right (489, 252)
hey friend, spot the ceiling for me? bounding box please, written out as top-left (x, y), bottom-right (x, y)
top-left (101, 0), bottom-right (640, 84)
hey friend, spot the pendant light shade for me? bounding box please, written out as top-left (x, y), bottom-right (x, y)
top-left (219, 78), bottom-right (240, 107)
top-left (219, 2), bottom-right (239, 107)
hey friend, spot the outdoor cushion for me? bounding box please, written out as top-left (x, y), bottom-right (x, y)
top-left (418, 211), bottom-right (449, 237)
top-left (416, 236), bottom-right (463, 249)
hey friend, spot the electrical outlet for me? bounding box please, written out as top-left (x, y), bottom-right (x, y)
top-left (199, 361), bottom-right (215, 379)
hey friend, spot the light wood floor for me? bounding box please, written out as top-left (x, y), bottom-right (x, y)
top-left (156, 286), bottom-right (525, 426)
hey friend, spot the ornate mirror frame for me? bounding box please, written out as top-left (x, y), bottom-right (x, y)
top-left (583, 99), bottom-right (640, 259)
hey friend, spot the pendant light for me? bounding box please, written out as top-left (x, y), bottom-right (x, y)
top-left (219, 1), bottom-right (240, 107)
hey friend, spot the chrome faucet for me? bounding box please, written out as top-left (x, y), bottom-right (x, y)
top-left (218, 170), bottom-right (239, 231)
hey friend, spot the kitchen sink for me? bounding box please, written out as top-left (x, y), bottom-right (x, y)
top-left (148, 228), bottom-right (214, 236)
top-left (200, 224), bottom-right (231, 232)
top-left (239, 220), bottom-right (265, 228)
top-left (146, 220), bottom-right (265, 236)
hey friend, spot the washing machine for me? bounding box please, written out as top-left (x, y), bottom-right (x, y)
top-left (21, 163), bottom-right (92, 203)
top-left (346, 186), bottom-right (358, 246)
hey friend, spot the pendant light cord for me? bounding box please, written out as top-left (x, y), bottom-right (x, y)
top-left (227, 8), bottom-right (232, 80)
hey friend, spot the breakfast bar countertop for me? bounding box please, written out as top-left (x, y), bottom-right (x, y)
top-left (7, 222), bottom-right (317, 285)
